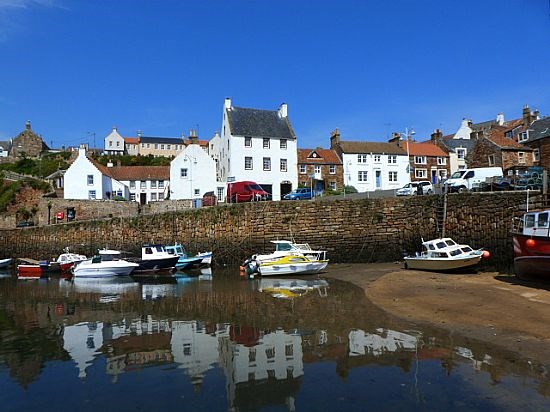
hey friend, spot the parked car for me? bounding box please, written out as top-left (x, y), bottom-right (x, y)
top-left (226, 181), bottom-right (271, 203)
top-left (283, 188), bottom-right (314, 200)
top-left (396, 181), bottom-right (433, 196)
top-left (16, 221), bottom-right (35, 228)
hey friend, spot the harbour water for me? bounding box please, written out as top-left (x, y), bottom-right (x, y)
top-left (0, 266), bottom-right (549, 411)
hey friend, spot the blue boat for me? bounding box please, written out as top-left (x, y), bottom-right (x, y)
top-left (164, 243), bottom-right (203, 269)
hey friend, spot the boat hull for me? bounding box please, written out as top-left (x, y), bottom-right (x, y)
top-left (404, 255), bottom-right (482, 271)
top-left (134, 256), bottom-right (180, 271)
top-left (17, 264), bottom-right (45, 280)
top-left (258, 260), bottom-right (329, 276)
top-left (513, 234), bottom-right (550, 278)
top-left (0, 258), bottom-right (12, 269)
top-left (72, 261), bottom-right (139, 278)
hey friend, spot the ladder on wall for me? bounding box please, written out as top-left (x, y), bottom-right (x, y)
top-left (436, 194), bottom-right (447, 238)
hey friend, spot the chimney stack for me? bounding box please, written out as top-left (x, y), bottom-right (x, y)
top-left (278, 103), bottom-right (288, 118)
top-left (496, 113), bottom-right (505, 125)
top-left (224, 97), bottom-right (232, 110)
top-left (189, 129), bottom-right (198, 144)
top-left (25, 120), bottom-right (31, 130)
top-left (431, 129), bottom-right (443, 141)
top-left (523, 104), bottom-right (534, 125)
top-left (330, 128), bottom-right (341, 149)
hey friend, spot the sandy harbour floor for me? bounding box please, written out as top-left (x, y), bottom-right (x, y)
top-left (325, 262), bottom-right (550, 362)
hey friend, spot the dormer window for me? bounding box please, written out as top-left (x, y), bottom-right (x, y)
top-left (245, 137), bottom-right (252, 147)
top-left (263, 138), bottom-right (270, 149)
top-left (280, 139), bottom-right (287, 149)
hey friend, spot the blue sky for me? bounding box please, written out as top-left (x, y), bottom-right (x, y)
top-left (0, 0), bottom-right (549, 149)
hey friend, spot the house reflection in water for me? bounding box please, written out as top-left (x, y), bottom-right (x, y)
top-left (348, 328), bottom-right (421, 357)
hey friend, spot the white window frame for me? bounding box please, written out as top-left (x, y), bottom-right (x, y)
top-left (314, 165), bottom-right (321, 174)
top-left (488, 154), bottom-right (495, 166)
top-left (329, 165), bottom-right (336, 174)
top-left (263, 138), bottom-right (270, 149)
top-left (388, 155), bottom-right (397, 164)
top-left (329, 181), bottom-right (336, 190)
top-left (518, 152), bottom-right (526, 164)
top-left (414, 156), bottom-right (427, 164)
top-left (358, 171), bottom-right (368, 182)
top-left (263, 157), bottom-right (271, 171)
top-left (437, 157), bottom-right (447, 165)
top-left (534, 148), bottom-right (540, 162)
top-left (299, 164), bottom-right (307, 174)
top-left (280, 139), bottom-right (287, 149)
top-left (159, 181), bottom-right (164, 188)
top-left (415, 169), bottom-right (427, 179)
top-left (181, 168), bottom-right (188, 178)
top-left (374, 155), bottom-right (381, 163)
top-left (280, 158), bottom-right (287, 172)
top-left (87, 175), bottom-right (94, 185)
top-left (151, 180), bottom-right (157, 189)
top-left (388, 171), bottom-right (397, 182)
top-left (88, 190), bottom-right (96, 199)
top-left (357, 154), bottom-right (367, 163)
top-left (245, 156), bottom-right (253, 170)
top-left (457, 148), bottom-right (466, 160)
top-left (151, 193), bottom-right (157, 201)
top-left (245, 137), bottom-right (252, 147)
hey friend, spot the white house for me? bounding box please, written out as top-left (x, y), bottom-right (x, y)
top-left (218, 98), bottom-right (298, 201)
top-left (331, 131), bottom-right (409, 192)
top-left (170, 143), bottom-right (218, 201)
top-left (104, 127), bottom-right (125, 156)
top-left (208, 131), bottom-right (221, 180)
top-left (64, 147), bottom-right (169, 204)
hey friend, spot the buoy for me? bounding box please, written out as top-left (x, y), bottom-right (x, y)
top-left (482, 250), bottom-right (491, 259)
top-left (526, 238), bottom-right (536, 248)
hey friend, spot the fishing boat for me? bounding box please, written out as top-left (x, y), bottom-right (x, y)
top-left (511, 209), bottom-right (550, 279)
top-left (242, 240), bottom-right (328, 276)
top-left (256, 254), bottom-right (329, 277)
top-left (17, 263), bottom-right (44, 280)
top-left (164, 243), bottom-right (203, 269)
top-left (404, 238), bottom-right (487, 271)
top-left (132, 244), bottom-right (180, 272)
top-left (56, 248), bottom-right (87, 272)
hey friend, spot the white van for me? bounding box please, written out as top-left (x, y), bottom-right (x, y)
top-left (444, 167), bottom-right (503, 193)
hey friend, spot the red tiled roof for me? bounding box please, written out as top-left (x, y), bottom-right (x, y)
top-left (406, 142), bottom-right (448, 157)
top-left (486, 127), bottom-right (531, 150)
top-left (298, 148), bottom-right (342, 164)
top-left (124, 137), bottom-right (140, 144)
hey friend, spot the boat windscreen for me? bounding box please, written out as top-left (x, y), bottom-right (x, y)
top-left (461, 247), bottom-right (473, 253)
top-left (436, 242), bottom-right (447, 249)
top-left (449, 249), bottom-right (462, 256)
top-left (445, 240), bottom-right (456, 246)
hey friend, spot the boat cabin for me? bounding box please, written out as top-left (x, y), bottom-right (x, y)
top-left (514, 210), bottom-right (550, 237)
top-left (421, 238), bottom-right (475, 258)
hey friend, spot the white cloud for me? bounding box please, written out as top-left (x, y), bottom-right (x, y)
top-left (0, 0), bottom-right (59, 9)
top-left (0, 0), bottom-right (63, 42)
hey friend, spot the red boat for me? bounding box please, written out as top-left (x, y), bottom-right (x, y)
top-left (17, 264), bottom-right (45, 280)
top-left (512, 209), bottom-right (550, 279)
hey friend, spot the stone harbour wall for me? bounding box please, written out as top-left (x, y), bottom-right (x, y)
top-left (0, 192), bottom-right (532, 270)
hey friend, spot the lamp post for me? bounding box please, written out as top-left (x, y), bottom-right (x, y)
top-left (399, 128), bottom-right (415, 183)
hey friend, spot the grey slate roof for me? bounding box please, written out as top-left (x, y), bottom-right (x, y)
top-left (227, 106), bottom-right (296, 140)
top-left (526, 117), bottom-right (550, 143)
top-left (0, 141), bottom-right (10, 151)
top-left (438, 138), bottom-right (477, 153)
top-left (338, 141), bottom-right (407, 155)
top-left (139, 136), bottom-right (184, 144)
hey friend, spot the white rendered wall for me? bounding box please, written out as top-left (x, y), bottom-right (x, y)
top-left (170, 144), bottom-right (217, 200)
top-left (104, 128), bottom-right (125, 155)
top-left (64, 148), bottom-right (105, 199)
top-left (342, 153), bottom-right (409, 192)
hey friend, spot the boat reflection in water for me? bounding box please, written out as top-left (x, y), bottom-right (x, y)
top-left (2, 266), bottom-right (550, 411)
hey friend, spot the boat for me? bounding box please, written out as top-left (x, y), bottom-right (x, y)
top-left (56, 248), bottom-right (87, 272)
top-left (0, 258), bottom-right (12, 269)
top-left (164, 243), bottom-right (205, 269)
top-left (511, 209), bottom-right (550, 279)
top-left (196, 251), bottom-right (213, 266)
top-left (131, 244), bottom-right (180, 272)
top-left (72, 255), bottom-right (139, 278)
top-left (403, 238), bottom-right (486, 271)
top-left (242, 240), bottom-right (328, 276)
top-left (17, 263), bottom-right (45, 280)
top-left (256, 254), bottom-right (329, 276)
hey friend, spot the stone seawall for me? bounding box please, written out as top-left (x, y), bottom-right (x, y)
top-left (0, 192), bottom-right (531, 268)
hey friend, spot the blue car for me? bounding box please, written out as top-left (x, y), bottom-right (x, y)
top-left (283, 188), bottom-right (314, 200)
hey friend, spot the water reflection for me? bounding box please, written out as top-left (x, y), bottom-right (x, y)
top-left (0, 269), bottom-right (549, 411)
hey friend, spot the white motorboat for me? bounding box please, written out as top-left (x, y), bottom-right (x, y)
top-left (72, 255), bottom-right (139, 278)
top-left (404, 238), bottom-right (486, 271)
top-left (56, 248), bottom-right (87, 272)
top-left (243, 240), bottom-right (328, 276)
top-left (257, 254), bottom-right (329, 276)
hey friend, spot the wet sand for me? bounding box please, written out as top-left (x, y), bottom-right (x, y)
top-left (324, 262), bottom-right (550, 361)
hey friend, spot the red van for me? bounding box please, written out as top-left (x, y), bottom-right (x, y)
top-left (227, 181), bottom-right (271, 203)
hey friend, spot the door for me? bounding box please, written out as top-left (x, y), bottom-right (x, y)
top-left (280, 182), bottom-right (292, 198)
top-left (375, 170), bottom-right (381, 189)
top-left (140, 193), bottom-right (147, 205)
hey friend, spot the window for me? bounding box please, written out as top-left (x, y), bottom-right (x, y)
top-left (388, 155), bottom-right (396, 164)
top-left (146, 143), bottom-right (150, 148)
top-left (151, 180), bottom-right (157, 189)
top-left (140, 181), bottom-right (146, 189)
top-left (116, 141), bottom-right (120, 147)
top-left (414, 156), bottom-right (427, 164)
top-left (158, 181), bottom-right (164, 188)
top-left (358, 171), bottom-right (368, 181)
top-left (88, 190), bottom-right (96, 199)
top-left (534, 148), bottom-right (540, 162)
top-left (159, 193), bottom-right (164, 200)
top-left (457, 148), bottom-right (466, 160)
top-left (280, 139), bottom-right (287, 149)
top-left (160, 144), bottom-right (165, 150)
top-left (314, 165), bottom-right (321, 174)
top-left (518, 132), bottom-right (529, 142)
top-left (329, 165), bottom-right (336, 174)
top-left (116, 190), bottom-right (122, 197)
top-left (299, 164), bottom-right (307, 174)
top-left (167, 144), bottom-right (171, 150)
top-left (357, 154), bottom-right (367, 163)
top-left (154, 144), bottom-right (158, 149)
top-left (437, 157), bottom-right (447, 165)
top-left (518, 152), bottom-right (526, 164)
top-left (263, 138), bottom-right (270, 149)
top-left (280, 158), bottom-right (287, 172)
top-left (415, 169), bottom-right (427, 178)
top-left (108, 141), bottom-right (113, 147)
top-left (388, 171), bottom-right (397, 182)
top-left (263, 157), bottom-right (271, 171)
top-left (245, 137), bottom-right (252, 147)
top-left (87, 175), bottom-right (94, 185)
top-left (151, 193), bottom-right (157, 201)
top-left (130, 193), bottom-right (136, 201)
top-left (245, 156), bottom-right (253, 170)
top-left (488, 154), bottom-right (495, 166)
top-left (329, 181), bottom-right (336, 190)
top-left (141, 143), bottom-right (145, 148)
top-left (374, 155), bottom-right (381, 162)
top-left (181, 168), bottom-right (188, 178)
top-left (194, 189), bottom-right (200, 196)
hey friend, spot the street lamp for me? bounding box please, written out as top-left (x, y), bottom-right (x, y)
top-left (399, 128), bottom-right (415, 183)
